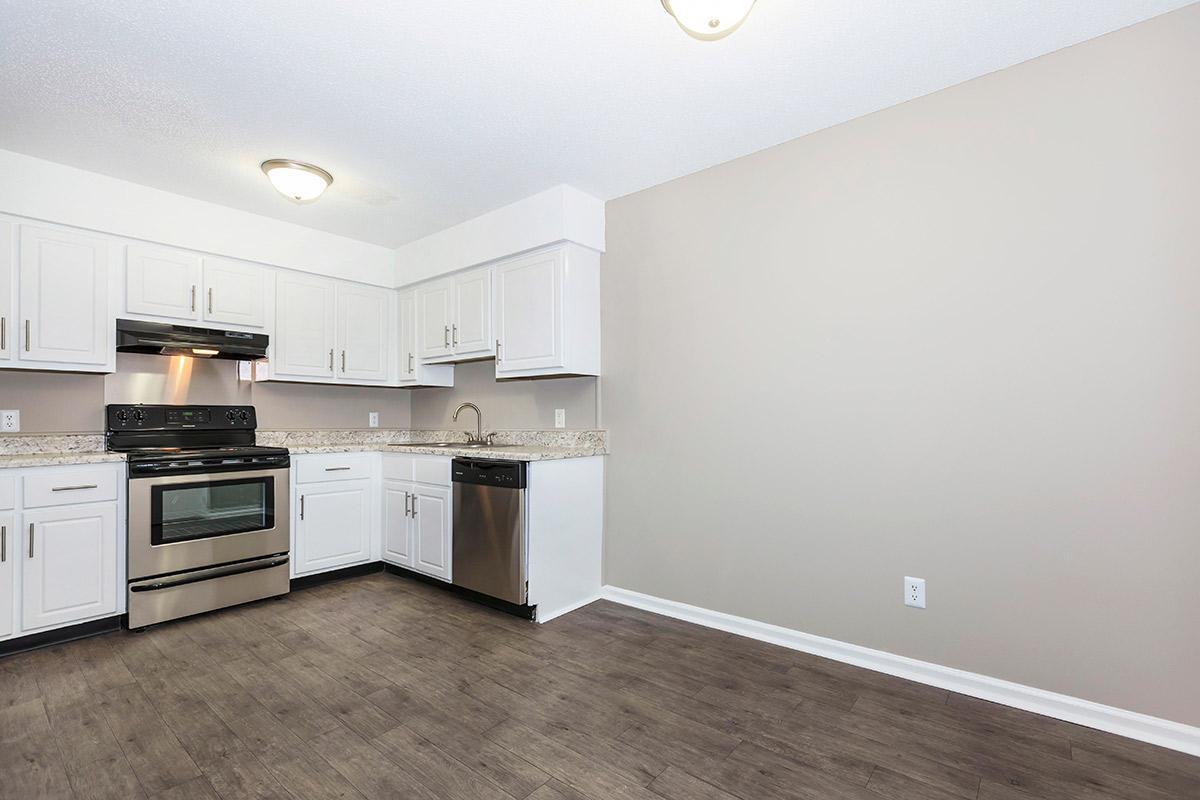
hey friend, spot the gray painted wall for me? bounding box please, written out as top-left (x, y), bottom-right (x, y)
top-left (408, 360), bottom-right (598, 431)
top-left (1, 353), bottom-right (412, 432)
top-left (600, 6), bottom-right (1200, 726)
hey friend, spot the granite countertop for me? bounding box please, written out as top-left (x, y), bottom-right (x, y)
top-left (0, 430), bottom-right (607, 468)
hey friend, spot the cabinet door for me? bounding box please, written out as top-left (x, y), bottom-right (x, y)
top-left (274, 272), bottom-right (337, 379)
top-left (18, 226), bottom-right (110, 366)
top-left (0, 512), bottom-right (12, 639)
top-left (495, 250), bottom-right (564, 374)
top-left (417, 279), bottom-right (452, 359)
top-left (126, 244), bottom-right (202, 321)
top-left (295, 480), bottom-right (372, 574)
top-left (203, 258), bottom-right (266, 328)
top-left (337, 284), bottom-right (389, 382)
top-left (0, 221), bottom-right (13, 362)
top-left (397, 290), bottom-right (417, 383)
top-left (412, 485), bottom-right (451, 581)
top-left (452, 267), bottom-right (493, 358)
top-left (382, 481), bottom-right (414, 567)
top-left (22, 503), bottom-right (118, 631)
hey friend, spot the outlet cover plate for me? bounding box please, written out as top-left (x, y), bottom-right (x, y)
top-left (368, 412), bottom-right (379, 428)
top-left (554, 409), bottom-right (566, 429)
top-left (904, 576), bottom-right (926, 608)
top-left (1, 410), bottom-right (19, 433)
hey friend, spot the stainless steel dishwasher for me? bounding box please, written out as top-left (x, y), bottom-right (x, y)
top-left (452, 458), bottom-right (528, 606)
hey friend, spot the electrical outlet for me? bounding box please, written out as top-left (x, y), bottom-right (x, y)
top-left (1, 410), bottom-right (19, 432)
top-left (904, 577), bottom-right (926, 609)
top-left (368, 411), bottom-right (379, 428)
top-left (554, 409), bottom-right (566, 429)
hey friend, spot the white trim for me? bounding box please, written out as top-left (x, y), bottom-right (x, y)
top-left (600, 585), bottom-right (1200, 757)
top-left (537, 593), bottom-right (603, 624)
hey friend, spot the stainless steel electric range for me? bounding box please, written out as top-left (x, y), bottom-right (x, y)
top-left (107, 404), bottom-right (290, 628)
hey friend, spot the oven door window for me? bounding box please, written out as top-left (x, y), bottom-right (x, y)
top-left (151, 477), bottom-right (275, 545)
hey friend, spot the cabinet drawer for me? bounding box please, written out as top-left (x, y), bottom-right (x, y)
top-left (413, 456), bottom-right (451, 487)
top-left (382, 454), bottom-right (414, 482)
top-left (23, 466), bottom-right (119, 508)
top-left (0, 475), bottom-right (13, 510)
top-left (295, 453), bottom-right (375, 484)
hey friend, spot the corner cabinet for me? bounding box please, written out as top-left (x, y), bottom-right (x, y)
top-left (417, 265), bottom-right (494, 363)
top-left (494, 243), bottom-right (600, 378)
top-left (16, 225), bottom-right (113, 371)
top-left (291, 453), bottom-right (378, 577)
top-left (396, 289), bottom-right (453, 387)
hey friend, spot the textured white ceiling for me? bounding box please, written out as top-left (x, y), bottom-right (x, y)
top-left (0, 1), bottom-right (1191, 248)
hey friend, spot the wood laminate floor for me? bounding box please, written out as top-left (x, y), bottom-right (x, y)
top-left (1, 572), bottom-right (1197, 800)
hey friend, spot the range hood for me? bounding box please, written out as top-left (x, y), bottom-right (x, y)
top-left (116, 319), bottom-right (268, 361)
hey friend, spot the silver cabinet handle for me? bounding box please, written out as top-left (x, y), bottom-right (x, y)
top-left (28, 523), bottom-right (34, 558)
top-left (325, 466), bottom-right (351, 471)
top-left (25, 319), bottom-right (31, 352)
top-left (328, 349), bottom-right (334, 372)
top-left (411, 496), bottom-right (418, 518)
top-left (452, 324), bottom-right (458, 346)
top-left (190, 285), bottom-right (196, 313)
top-left (1, 316), bottom-right (6, 351)
top-left (51, 484), bottom-right (98, 492)
top-left (1, 525), bottom-right (6, 563)
top-left (299, 495), bottom-right (305, 520)
top-left (407, 352), bottom-right (414, 374)
top-left (208, 287), bottom-right (214, 314)
top-left (443, 325), bottom-right (450, 348)
top-left (496, 339), bottom-right (502, 362)
top-left (404, 492), bottom-right (411, 517)
top-left (341, 350), bottom-right (346, 372)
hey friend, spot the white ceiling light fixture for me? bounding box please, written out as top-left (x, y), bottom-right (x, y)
top-left (260, 159), bottom-right (333, 203)
top-left (661, 0), bottom-right (757, 41)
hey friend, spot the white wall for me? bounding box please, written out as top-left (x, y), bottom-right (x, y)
top-left (0, 149), bottom-right (396, 286)
top-left (395, 184), bottom-right (605, 285)
top-left (601, 5), bottom-right (1200, 727)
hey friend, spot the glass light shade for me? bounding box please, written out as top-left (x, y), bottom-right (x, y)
top-left (661, 0), bottom-right (756, 40)
top-left (260, 159), bottom-right (333, 203)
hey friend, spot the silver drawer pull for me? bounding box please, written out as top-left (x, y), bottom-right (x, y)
top-left (52, 484), bottom-right (98, 492)
top-left (29, 523), bottom-right (34, 558)
top-left (325, 466), bottom-right (351, 471)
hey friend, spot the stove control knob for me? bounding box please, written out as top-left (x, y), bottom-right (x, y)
top-left (132, 409), bottom-right (146, 424)
top-left (239, 410), bottom-right (250, 422)
top-left (116, 409), bottom-right (128, 424)
top-left (226, 410), bottom-right (237, 422)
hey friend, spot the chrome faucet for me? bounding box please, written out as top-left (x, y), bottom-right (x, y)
top-left (452, 402), bottom-right (492, 444)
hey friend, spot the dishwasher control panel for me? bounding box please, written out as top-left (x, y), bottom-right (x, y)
top-left (451, 458), bottom-right (527, 488)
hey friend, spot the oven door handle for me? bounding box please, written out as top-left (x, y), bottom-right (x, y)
top-left (130, 555), bottom-right (290, 593)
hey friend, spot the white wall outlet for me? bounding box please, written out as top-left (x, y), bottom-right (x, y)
top-left (368, 411), bottom-right (379, 428)
top-left (1, 410), bottom-right (19, 432)
top-left (554, 408), bottom-right (566, 429)
top-left (904, 576), bottom-right (926, 609)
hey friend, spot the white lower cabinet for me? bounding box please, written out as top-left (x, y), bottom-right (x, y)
top-left (294, 478), bottom-right (373, 575)
top-left (0, 512), bottom-right (13, 639)
top-left (380, 454), bottom-right (452, 581)
top-left (412, 485), bottom-right (451, 581)
top-left (21, 503), bottom-right (118, 631)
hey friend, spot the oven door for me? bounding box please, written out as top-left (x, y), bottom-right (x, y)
top-left (128, 467), bottom-right (290, 579)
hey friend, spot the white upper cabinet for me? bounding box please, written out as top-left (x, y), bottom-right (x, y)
top-left (18, 225), bottom-right (111, 369)
top-left (0, 221), bottom-right (12, 363)
top-left (417, 265), bottom-right (494, 363)
top-left (125, 244), bottom-right (202, 321)
top-left (495, 243), bottom-right (600, 378)
top-left (273, 272), bottom-right (337, 380)
top-left (397, 289), bottom-right (453, 387)
top-left (452, 266), bottom-right (493, 358)
top-left (417, 278), bottom-right (453, 360)
top-left (202, 257), bottom-right (267, 328)
top-left (336, 283), bottom-right (389, 383)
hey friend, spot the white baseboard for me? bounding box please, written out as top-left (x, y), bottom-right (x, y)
top-left (600, 585), bottom-right (1200, 757)
top-left (537, 592), bottom-right (603, 624)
